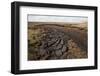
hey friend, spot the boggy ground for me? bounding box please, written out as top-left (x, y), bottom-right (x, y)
top-left (28, 22), bottom-right (88, 60)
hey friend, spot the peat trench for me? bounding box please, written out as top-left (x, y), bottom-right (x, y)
top-left (29, 24), bottom-right (87, 60)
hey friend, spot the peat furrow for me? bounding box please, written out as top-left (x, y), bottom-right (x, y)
top-left (28, 24), bottom-right (87, 60)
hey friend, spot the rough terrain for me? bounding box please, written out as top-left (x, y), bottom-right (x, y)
top-left (28, 22), bottom-right (88, 60)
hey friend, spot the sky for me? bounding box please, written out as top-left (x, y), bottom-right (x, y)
top-left (28, 14), bottom-right (88, 23)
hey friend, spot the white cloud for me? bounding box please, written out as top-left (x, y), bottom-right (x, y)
top-left (28, 14), bottom-right (88, 23)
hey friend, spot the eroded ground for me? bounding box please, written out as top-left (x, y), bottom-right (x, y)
top-left (28, 22), bottom-right (88, 60)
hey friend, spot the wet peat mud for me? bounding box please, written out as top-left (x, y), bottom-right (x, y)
top-left (28, 23), bottom-right (88, 60)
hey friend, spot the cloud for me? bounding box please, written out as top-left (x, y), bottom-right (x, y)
top-left (28, 14), bottom-right (88, 23)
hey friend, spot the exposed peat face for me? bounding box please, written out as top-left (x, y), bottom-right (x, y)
top-left (28, 23), bottom-right (88, 60)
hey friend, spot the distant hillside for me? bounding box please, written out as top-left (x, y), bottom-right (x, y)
top-left (28, 22), bottom-right (87, 28)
